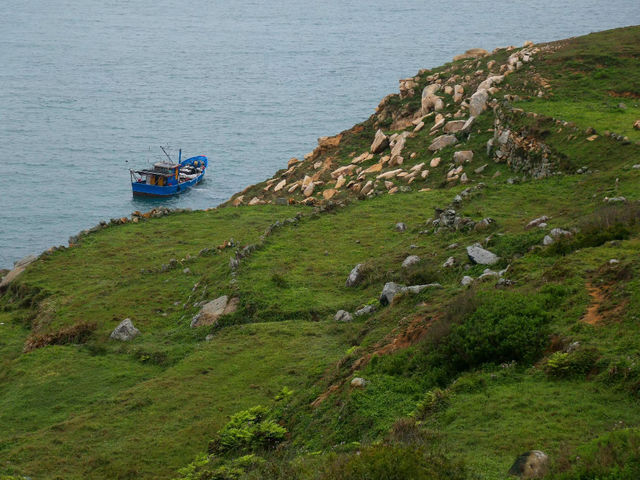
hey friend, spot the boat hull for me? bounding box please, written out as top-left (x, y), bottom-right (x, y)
top-left (132, 171), bottom-right (204, 197)
top-left (131, 155), bottom-right (207, 197)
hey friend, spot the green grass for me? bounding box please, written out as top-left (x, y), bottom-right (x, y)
top-left (3, 25), bottom-right (640, 480)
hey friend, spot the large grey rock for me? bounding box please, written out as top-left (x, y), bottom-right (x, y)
top-left (191, 295), bottom-right (238, 327)
top-left (428, 134), bottom-right (458, 152)
top-left (110, 318), bottom-right (140, 341)
top-left (469, 89), bottom-right (489, 117)
top-left (466, 243), bottom-right (499, 265)
top-left (402, 255), bottom-right (420, 268)
top-left (345, 263), bottom-right (364, 287)
top-left (370, 129), bottom-right (389, 153)
top-left (508, 450), bottom-right (549, 479)
top-left (379, 282), bottom-right (406, 306)
top-left (334, 310), bottom-right (353, 322)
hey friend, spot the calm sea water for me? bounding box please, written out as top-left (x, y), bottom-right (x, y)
top-left (0, 1), bottom-right (638, 268)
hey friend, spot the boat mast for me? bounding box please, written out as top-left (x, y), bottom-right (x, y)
top-left (160, 146), bottom-right (173, 163)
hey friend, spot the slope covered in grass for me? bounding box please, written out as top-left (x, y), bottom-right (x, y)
top-left (1, 26), bottom-right (640, 480)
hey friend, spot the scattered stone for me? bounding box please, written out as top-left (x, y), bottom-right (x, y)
top-left (586, 134), bottom-right (598, 142)
top-left (634, 119), bottom-right (640, 131)
top-left (525, 216), bottom-right (550, 230)
top-left (430, 157), bottom-right (442, 168)
top-left (469, 89), bottom-right (489, 116)
top-left (380, 282), bottom-right (405, 305)
top-left (273, 179), bottom-right (286, 192)
top-left (550, 228), bottom-right (572, 238)
top-left (183, 267), bottom-right (192, 274)
top-left (355, 304), bottom-right (377, 316)
top-left (429, 134), bottom-right (458, 152)
top-left (191, 295), bottom-right (238, 328)
top-left (287, 157), bottom-right (299, 168)
top-left (395, 222), bottom-right (407, 232)
top-left (405, 283), bottom-right (441, 294)
top-left (402, 255), bottom-right (420, 268)
top-left (475, 164), bottom-right (488, 174)
top-left (508, 450), bottom-right (549, 479)
top-left (345, 263), bottom-right (364, 287)
top-left (442, 256), bottom-right (456, 268)
top-left (467, 243), bottom-right (499, 265)
top-left (371, 129), bottom-right (389, 153)
top-left (334, 310), bottom-right (353, 322)
top-left (110, 318), bottom-right (140, 341)
top-left (454, 150), bottom-right (474, 164)
top-left (303, 183), bottom-right (315, 197)
top-left (443, 120), bottom-right (467, 134)
top-left (542, 235), bottom-right (554, 246)
top-left (351, 377), bottom-right (367, 388)
top-left (604, 196), bottom-right (627, 203)
top-left (323, 188), bottom-right (337, 200)
top-left (461, 275), bottom-right (474, 286)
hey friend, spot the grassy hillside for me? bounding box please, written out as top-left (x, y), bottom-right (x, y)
top-left (1, 26), bottom-right (640, 480)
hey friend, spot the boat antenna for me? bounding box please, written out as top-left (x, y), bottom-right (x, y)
top-left (160, 145), bottom-right (173, 163)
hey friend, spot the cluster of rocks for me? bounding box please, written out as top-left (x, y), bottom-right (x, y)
top-left (489, 107), bottom-right (554, 179)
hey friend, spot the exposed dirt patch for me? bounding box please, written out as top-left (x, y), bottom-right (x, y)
top-left (582, 281), bottom-right (628, 326)
top-left (583, 282), bottom-right (606, 325)
top-left (311, 315), bottom-right (434, 407)
top-left (608, 90), bottom-right (640, 99)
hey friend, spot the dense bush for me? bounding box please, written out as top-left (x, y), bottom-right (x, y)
top-left (440, 291), bottom-right (551, 372)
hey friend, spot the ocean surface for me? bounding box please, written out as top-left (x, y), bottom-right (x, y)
top-left (1, 1), bottom-right (638, 269)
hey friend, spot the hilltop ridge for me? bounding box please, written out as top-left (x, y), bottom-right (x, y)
top-left (1, 26), bottom-right (640, 480)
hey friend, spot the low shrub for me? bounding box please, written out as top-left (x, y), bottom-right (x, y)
top-left (209, 406), bottom-right (287, 455)
top-left (552, 428), bottom-right (640, 479)
top-left (412, 388), bottom-right (450, 420)
top-left (317, 444), bottom-right (467, 480)
top-left (544, 348), bottom-right (600, 378)
top-left (548, 202), bottom-right (640, 256)
top-left (23, 321), bottom-right (96, 352)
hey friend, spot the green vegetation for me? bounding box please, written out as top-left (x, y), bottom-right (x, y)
top-left (1, 26), bottom-right (640, 479)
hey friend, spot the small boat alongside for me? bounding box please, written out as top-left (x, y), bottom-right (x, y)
top-left (130, 149), bottom-right (208, 197)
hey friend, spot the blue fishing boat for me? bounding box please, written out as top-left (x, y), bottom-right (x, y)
top-left (130, 149), bottom-right (208, 197)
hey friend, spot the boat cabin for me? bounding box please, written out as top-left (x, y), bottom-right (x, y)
top-left (135, 162), bottom-right (180, 187)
